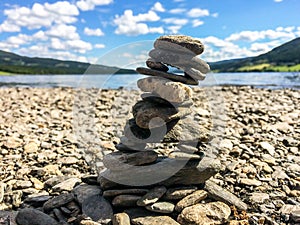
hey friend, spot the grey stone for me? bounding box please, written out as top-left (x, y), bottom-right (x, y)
top-left (137, 186), bottom-right (167, 206)
top-left (51, 177), bottom-right (81, 192)
top-left (132, 216), bottom-right (180, 225)
top-left (168, 151), bottom-right (203, 160)
top-left (0, 211), bottom-right (17, 225)
top-left (145, 201), bottom-right (175, 214)
top-left (149, 49), bottom-right (210, 74)
top-left (112, 195), bottom-right (141, 207)
top-left (240, 178), bottom-right (262, 186)
top-left (140, 93), bottom-right (193, 107)
top-left (112, 213), bottom-right (131, 225)
top-left (184, 67), bottom-right (206, 81)
top-left (175, 190), bottom-right (208, 212)
top-left (154, 35), bottom-right (204, 55)
top-left (146, 58), bottom-right (169, 72)
top-left (99, 157), bottom-right (220, 187)
top-left (137, 77), bottom-right (193, 103)
top-left (165, 186), bottom-right (198, 200)
top-left (103, 188), bottom-right (149, 197)
top-left (124, 116), bottom-right (210, 144)
top-left (43, 193), bottom-right (74, 212)
top-left (103, 151), bottom-right (158, 170)
top-left (177, 202), bottom-right (231, 225)
top-left (204, 180), bottom-right (248, 211)
top-left (136, 67), bottom-right (198, 85)
top-left (132, 100), bottom-right (178, 129)
top-left (72, 184), bottom-right (102, 206)
top-left (249, 192), bottom-right (270, 204)
top-left (16, 208), bottom-right (59, 225)
top-left (82, 194), bottom-right (113, 223)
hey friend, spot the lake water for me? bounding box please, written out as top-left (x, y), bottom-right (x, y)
top-left (1, 72), bottom-right (300, 89)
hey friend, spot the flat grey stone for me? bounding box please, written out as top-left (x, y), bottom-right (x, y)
top-left (112, 195), bottom-right (141, 207)
top-left (82, 194), bottom-right (113, 223)
top-left (137, 186), bottom-right (167, 206)
top-left (154, 35), bottom-right (204, 55)
top-left (124, 116), bottom-right (210, 144)
top-left (72, 184), bottom-right (102, 206)
top-left (165, 186), bottom-right (198, 200)
top-left (146, 58), bottom-right (169, 72)
top-left (184, 67), bottom-right (206, 81)
top-left (103, 151), bottom-right (158, 170)
top-left (136, 67), bottom-right (198, 85)
top-left (145, 201), bottom-right (175, 214)
top-left (149, 49), bottom-right (210, 74)
top-left (99, 157), bottom-right (220, 187)
top-left (175, 190), bottom-right (208, 212)
top-left (16, 208), bottom-right (58, 225)
top-left (132, 216), bottom-right (180, 225)
top-left (43, 193), bottom-right (74, 212)
top-left (103, 188), bottom-right (149, 197)
top-left (140, 93), bottom-right (193, 107)
top-left (204, 180), bottom-right (248, 211)
top-left (137, 76), bottom-right (193, 103)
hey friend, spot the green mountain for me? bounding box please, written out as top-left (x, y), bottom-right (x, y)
top-left (0, 50), bottom-right (136, 75)
top-left (209, 37), bottom-right (300, 72)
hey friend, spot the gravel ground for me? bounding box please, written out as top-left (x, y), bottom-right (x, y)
top-left (0, 86), bottom-right (299, 224)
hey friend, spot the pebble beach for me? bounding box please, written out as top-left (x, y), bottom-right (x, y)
top-left (0, 85), bottom-right (299, 224)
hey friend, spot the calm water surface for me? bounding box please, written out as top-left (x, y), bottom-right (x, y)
top-left (0, 72), bottom-right (300, 89)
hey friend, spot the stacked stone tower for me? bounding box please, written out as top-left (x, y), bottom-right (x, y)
top-left (97, 35), bottom-right (226, 223)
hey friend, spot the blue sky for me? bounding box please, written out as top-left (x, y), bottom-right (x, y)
top-left (0, 0), bottom-right (299, 67)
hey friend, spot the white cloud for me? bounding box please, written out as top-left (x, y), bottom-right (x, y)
top-left (169, 8), bottom-right (186, 14)
top-left (49, 38), bottom-right (92, 53)
top-left (226, 28), bottom-right (296, 42)
top-left (84, 27), bottom-right (104, 36)
top-left (151, 2), bottom-right (165, 12)
top-left (46, 24), bottom-right (80, 40)
top-left (187, 8), bottom-right (210, 17)
top-left (167, 26), bottom-right (182, 34)
top-left (76, 0), bottom-right (113, 11)
top-left (192, 19), bottom-right (204, 27)
top-left (274, 0), bottom-right (283, 2)
top-left (163, 18), bottom-right (188, 26)
top-left (114, 9), bottom-right (164, 36)
top-left (0, 2), bottom-right (79, 32)
top-left (211, 13), bottom-right (219, 18)
top-left (94, 44), bottom-right (105, 48)
top-left (18, 45), bottom-right (91, 62)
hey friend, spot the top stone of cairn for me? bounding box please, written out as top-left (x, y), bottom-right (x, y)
top-left (154, 35), bottom-right (204, 55)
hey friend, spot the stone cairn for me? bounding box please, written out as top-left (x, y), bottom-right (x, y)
top-left (14, 35), bottom-right (247, 225)
top-left (95, 35), bottom-right (248, 224)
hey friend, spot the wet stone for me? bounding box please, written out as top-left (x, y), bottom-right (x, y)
top-left (72, 184), bottom-right (102, 206)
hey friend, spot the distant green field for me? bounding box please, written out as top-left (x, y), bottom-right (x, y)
top-left (0, 71), bottom-right (13, 75)
top-left (237, 63), bottom-right (300, 72)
